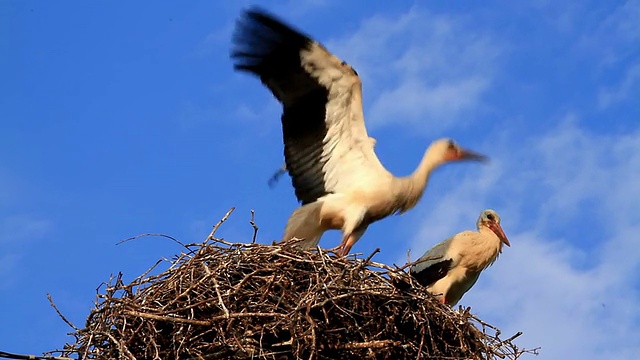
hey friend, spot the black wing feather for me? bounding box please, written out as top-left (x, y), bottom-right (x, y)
top-left (231, 8), bottom-right (331, 204)
top-left (410, 259), bottom-right (454, 287)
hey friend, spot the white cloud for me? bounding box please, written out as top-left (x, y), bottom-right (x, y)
top-left (577, 0), bottom-right (640, 111)
top-left (369, 77), bottom-right (489, 132)
top-left (469, 231), bottom-right (639, 359)
top-left (324, 8), bottom-right (500, 132)
top-left (598, 62), bottom-right (640, 109)
top-left (586, 0), bottom-right (640, 67)
top-left (403, 119), bottom-right (640, 359)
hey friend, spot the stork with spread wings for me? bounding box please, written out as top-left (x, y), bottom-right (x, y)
top-left (231, 9), bottom-right (487, 256)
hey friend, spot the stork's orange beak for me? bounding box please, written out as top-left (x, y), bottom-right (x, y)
top-left (457, 148), bottom-right (488, 162)
top-left (489, 222), bottom-right (510, 247)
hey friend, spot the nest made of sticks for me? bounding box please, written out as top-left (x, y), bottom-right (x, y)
top-left (50, 209), bottom-right (532, 360)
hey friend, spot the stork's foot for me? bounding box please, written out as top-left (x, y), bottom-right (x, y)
top-left (328, 244), bottom-right (349, 257)
top-left (328, 244), bottom-right (342, 254)
top-left (335, 234), bottom-right (358, 257)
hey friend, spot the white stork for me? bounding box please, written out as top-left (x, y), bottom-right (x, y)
top-left (231, 9), bottom-right (487, 256)
top-left (410, 209), bottom-right (510, 306)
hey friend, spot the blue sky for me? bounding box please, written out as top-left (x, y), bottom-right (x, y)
top-left (1, 1), bottom-right (639, 358)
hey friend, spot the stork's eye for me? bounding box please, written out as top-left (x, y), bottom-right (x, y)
top-left (447, 140), bottom-right (455, 149)
top-left (486, 213), bottom-right (494, 221)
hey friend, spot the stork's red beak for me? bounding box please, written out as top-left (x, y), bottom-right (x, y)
top-left (489, 222), bottom-right (510, 247)
top-left (457, 148), bottom-right (488, 162)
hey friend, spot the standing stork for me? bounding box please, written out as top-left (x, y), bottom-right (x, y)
top-left (231, 9), bottom-right (487, 256)
top-left (410, 209), bottom-right (510, 306)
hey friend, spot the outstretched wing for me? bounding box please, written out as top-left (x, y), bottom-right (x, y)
top-left (266, 136), bottom-right (378, 188)
top-left (232, 9), bottom-right (389, 205)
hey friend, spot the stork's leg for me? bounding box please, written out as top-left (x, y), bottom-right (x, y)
top-left (337, 225), bottom-right (368, 257)
top-left (319, 199), bottom-right (367, 256)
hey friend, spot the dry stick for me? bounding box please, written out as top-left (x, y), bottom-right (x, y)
top-left (123, 310), bottom-right (285, 325)
top-left (523, 347), bottom-right (541, 357)
top-left (229, 269), bottom-right (270, 297)
top-left (493, 350), bottom-right (507, 359)
top-left (131, 259), bottom-right (165, 285)
top-left (117, 233), bottom-right (187, 249)
top-left (504, 331), bottom-right (523, 343)
top-left (304, 304), bottom-right (318, 360)
top-left (264, 251), bottom-right (315, 263)
top-left (205, 207), bottom-right (236, 242)
top-left (249, 209), bottom-right (259, 244)
top-left (416, 324), bottom-right (426, 358)
top-left (176, 320), bottom-right (191, 360)
top-left (150, 336), bottom-right (161, 360)
top-left (333, 340), bottom-right (400, 350)
top-left (362, 247), bottom-right (380, 265)
top-left (211, 274), bottom-right (230, 318)
top-left (96, 331), bottom-right (136, 360)
top-left (162, 271), bottom-right (213, 309)
top-left (47, 293), bottom-right (79, 331)
top-left (184, 348), bottom-right (238, 360)
top-left (0, 351), bottom-right (74, 360)
top-left (81, 333), bottom-right (94, 360)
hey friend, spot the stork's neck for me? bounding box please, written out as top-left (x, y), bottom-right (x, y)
top-left (478, 225), bottom-right (504, 256)
top-left (395, 149), bottom-right (443, 212)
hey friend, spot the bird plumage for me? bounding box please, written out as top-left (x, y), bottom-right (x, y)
top-left (232, 9), bottom-right (487, 256)
top-left (233, 9), bottom-right (382, 205)
top-left (268, 137), bottom-right (378, 188)
top-left (410, 209), bottom-right (510, 306)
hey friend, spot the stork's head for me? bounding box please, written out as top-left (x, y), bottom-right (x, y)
top-left (477, 209), bottom-right (510, 247)
top-left (429, 138), bottom-right (488, 165)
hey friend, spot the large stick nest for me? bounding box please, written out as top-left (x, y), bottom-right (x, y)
top-left (51, 210), bottom-right (531, 360)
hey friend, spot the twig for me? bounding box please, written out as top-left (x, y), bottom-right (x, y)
top-left (131, 259), bottom-right (166, 285)
top-left (504, 331), bottom-right (523, 343)
top-left (123, 310), bottom-right (286, 325)
top-left (117, 233), bottom-right (187, 249)
top-left (211, 274), bottom-right (230, 318)
top-left (333, 340), bottom-right (400, 350)
top-left (47, 293), bottom-right (78, 331)
top-left (97, 331), bottom-right (136, 360)
top-left (0, 350), bottom-right (73, 360)
top-left (249, 210), bottom-right (259, 244)
top-left (206, 207), bottom-right (235, 242)
top-left (362, 248), bottom-right (380, 265)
